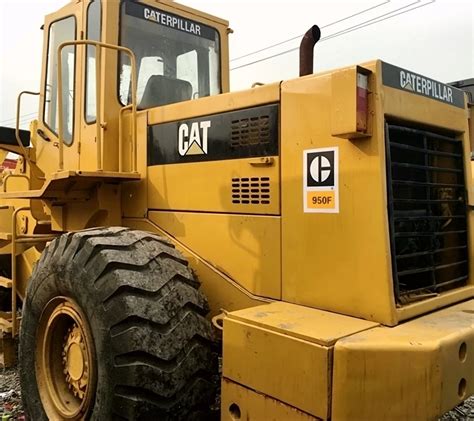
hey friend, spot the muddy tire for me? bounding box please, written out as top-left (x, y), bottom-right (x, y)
top-left (19, 227), bottom-right (218, 420)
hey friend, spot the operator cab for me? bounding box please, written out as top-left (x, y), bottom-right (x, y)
top-left (36, 0), bottom-right (229, 174)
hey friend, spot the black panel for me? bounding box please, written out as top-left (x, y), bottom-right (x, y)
top-left (148, 104), bottom-right (279, 166)
top-left (382, 62), bottom-right (465, 109)
top-left (385, 123), bottom-right (468, 304)
top-left (450, 78), bottom-right (474, 103)
top-left (0, 126), bottom-right (30, 147)
top-left (123, 1), bottom-right (217, 41)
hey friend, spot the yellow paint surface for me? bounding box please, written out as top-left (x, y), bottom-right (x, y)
top-left (222, 379), bottom-right (319, 421)
top-left (223, 302), bottom-right (379, 419)
top-left (149, 211), bottom-right (281, 299)
top-left (148, 157), bottom-right (280, 215)
top-left (332, 299), bottom-right (474, 420)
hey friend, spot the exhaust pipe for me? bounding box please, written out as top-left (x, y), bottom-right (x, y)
top-left (299, 25), bottom-right (321, 77)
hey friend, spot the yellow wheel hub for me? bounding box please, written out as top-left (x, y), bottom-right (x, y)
top-left (63, 325), bottom-right (89, 399)
top-left (36, 297), bottom-right (96, 419)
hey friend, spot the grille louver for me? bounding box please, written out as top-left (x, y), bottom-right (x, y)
top-left (231, 115), bottom-right (270, 148)
top-left (232, 177), bottom-right (271, 205)
top-left (385, 123), bottom-right (469, 304)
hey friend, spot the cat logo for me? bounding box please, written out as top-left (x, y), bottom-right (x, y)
top-left (178, 121), bottom-right (211, 156)
top-left (401, 78), bottom-right (414, 92)
top-left (306, 150), bottom-right (335, 187)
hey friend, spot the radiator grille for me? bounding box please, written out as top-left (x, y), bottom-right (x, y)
top-left (232, 177), bottom-right (271, 205)
top-left (385, 123), bottom-right (468, 304)
top-left (231, 115), bottom-right (270, 147)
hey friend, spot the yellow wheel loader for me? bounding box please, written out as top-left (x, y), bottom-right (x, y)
top-left (0, 0), bottom-right (472, 420)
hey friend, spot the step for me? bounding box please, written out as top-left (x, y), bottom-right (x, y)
top-left (0, 232), bottom-right (12, 241)
top-left (0, 276), bottom-right (12, 288)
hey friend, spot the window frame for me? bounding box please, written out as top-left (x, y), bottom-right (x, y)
top-left (84, 0), bottom-right (102, 125)
top-left (176, 49), bottom-right (199, 97)
top-left (43, 14), bottom-right (78, 146)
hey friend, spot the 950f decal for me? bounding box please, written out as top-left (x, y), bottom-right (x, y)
top-left (303, 147), bottom-right (339, 213)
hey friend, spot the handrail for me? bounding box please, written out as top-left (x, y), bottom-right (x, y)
top-left (119, 104), bottom-right (133, 172)
top-left (15, 91), bottom-right (45, 180)
top-left (2, 174), bottom-right (30, 192)
top-left (15, 91), bottom-right (39, 157)
top-left (57, 40), bottom-right (138, 172)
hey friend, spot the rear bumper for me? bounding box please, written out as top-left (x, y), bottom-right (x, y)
top-left (221, 300), bottom-right (473, 421)
top-left (332, 299), bottom-right (474, 420)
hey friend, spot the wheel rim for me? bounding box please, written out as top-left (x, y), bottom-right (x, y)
top-left (36, 297), bottom-right (96, 419)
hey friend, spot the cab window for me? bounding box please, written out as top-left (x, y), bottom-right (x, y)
top-left (44, 16), bottom-right (76, 144)
top-left (119, 1), bottom-right (220, 109)
top-left (85, 0), bottom-right (101, 123)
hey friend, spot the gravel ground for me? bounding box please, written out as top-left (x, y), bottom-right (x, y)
top-left (440, 398), bottom-right (474, 420)
top-left (0, 367), bottom-right (24, 420)
top-left (0, 363), bottom-right (473, 420)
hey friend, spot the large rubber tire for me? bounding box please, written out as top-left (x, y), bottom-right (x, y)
top-left (19, 227), bottom-right (218, 420)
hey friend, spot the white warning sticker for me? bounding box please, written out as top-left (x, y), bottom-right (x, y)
top-left (303, 147), bottom-right (339, 213)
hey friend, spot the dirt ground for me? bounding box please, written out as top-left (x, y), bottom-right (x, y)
top-left (1, 365), bottom-right (473, 420)
top-left (0, 367), bottom-right (24, 420)
top-left (440, 398), bottom-right (474, 420)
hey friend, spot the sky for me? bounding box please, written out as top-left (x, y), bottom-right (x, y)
top-left (0, 0), bottom-right (473, 128)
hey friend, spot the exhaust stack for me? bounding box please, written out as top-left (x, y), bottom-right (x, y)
top-left (299, 25), bottom-right (321, 76)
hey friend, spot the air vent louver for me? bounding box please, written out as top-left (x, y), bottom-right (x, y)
top-left (386, 123), bottom-right (468, 304)
top-left (231, 115), bottom-right (270, 148)
top-left (231, 177), bottom-right (271, 205)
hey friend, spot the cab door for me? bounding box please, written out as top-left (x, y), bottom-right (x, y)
top-left (78, 0), bottom-right (104, 172)
top-left (78, 0), bottom-right (125, 173)
top-left (36, 1), bottom-right (83, 176)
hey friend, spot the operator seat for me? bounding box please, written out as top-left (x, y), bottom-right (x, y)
top-left (138, 75), bottom-right (193, 110)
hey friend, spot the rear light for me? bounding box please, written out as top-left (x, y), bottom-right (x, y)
top-left (331, 65), bottom-right (372, 139)
top-left (356, 71), bottom-right (369, 133)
